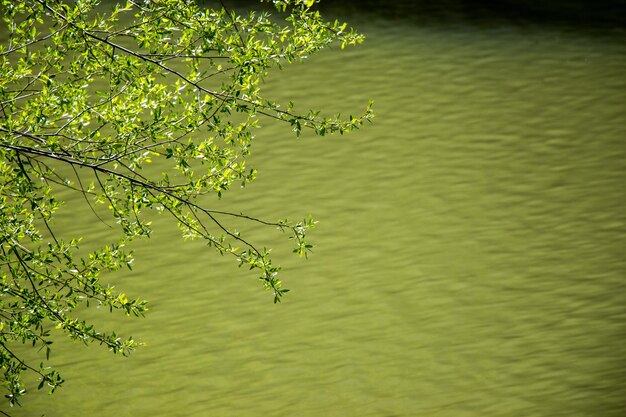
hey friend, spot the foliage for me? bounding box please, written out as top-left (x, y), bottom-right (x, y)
top-left (0, 0), bottom-right (372, 407)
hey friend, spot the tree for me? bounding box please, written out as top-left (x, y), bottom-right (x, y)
top-left (0, 0), bottom-right (372, 408)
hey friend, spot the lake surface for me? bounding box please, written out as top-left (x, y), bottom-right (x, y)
top-left (8, 2), bottom-right (626, 416)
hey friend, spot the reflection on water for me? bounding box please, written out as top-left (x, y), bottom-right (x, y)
top-left (10, 2), bottom-right (626, 417)
top-left (316, 0), bottom-right (626, 27)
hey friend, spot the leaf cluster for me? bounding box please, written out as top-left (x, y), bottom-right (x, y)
top-left (0, 0), bottom-right (371, 406)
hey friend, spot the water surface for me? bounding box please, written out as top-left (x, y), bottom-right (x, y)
top-left (9, 3), bottom-right (626, 416)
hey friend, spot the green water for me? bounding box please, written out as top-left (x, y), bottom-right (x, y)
top-left (8, 4), bottom-right (626, 417)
